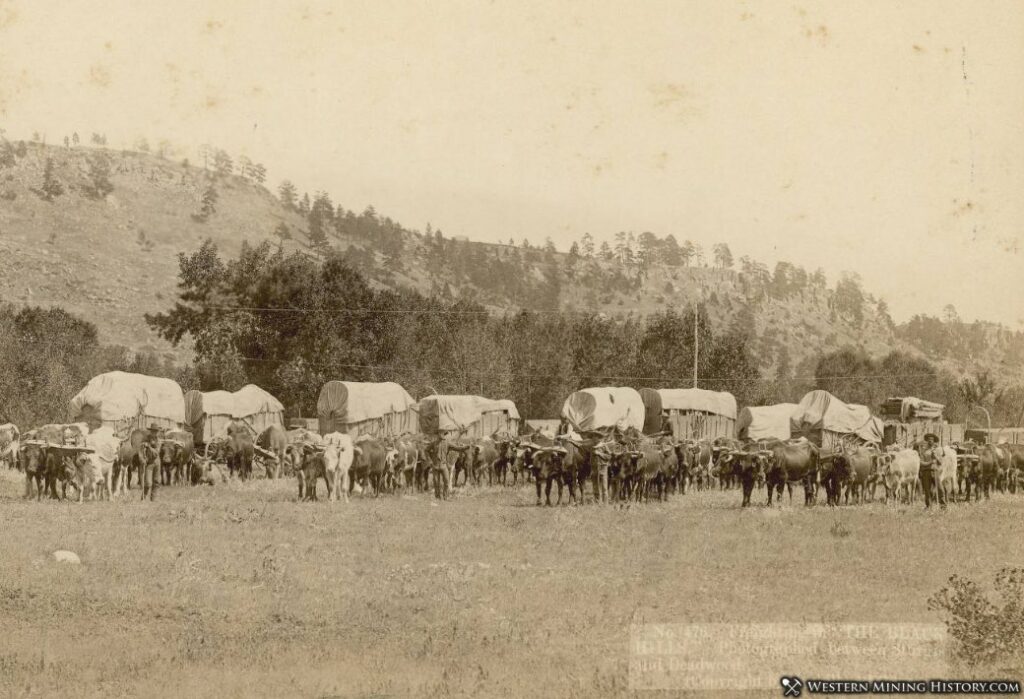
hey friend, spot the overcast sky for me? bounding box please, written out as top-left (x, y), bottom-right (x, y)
top-left (1, 1), bottom-right (1022, 325)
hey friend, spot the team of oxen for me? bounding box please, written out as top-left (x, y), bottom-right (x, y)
top-left (3, 417), bottom-right (1023, 507)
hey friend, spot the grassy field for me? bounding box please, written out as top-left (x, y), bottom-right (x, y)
top-left (1, 469), bottom-right (1022, 698)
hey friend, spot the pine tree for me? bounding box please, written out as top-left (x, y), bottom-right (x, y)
top-left (308, 191), bottom-right (334, 246)
top-left (599, 241), bottom-right (613, 260)
top-left (298, 193), bottom-right (311, 216)
top-left (72, 132), bottom-right (80, 146)
top-left (272, 222), bottom-right (291, 249)
top-left (213, 149), bottom-right (233, 177)
top-left (251, 163), bottom-right (267, 184)
top-left (581, 232), bottom-right (595, 258)
top-left (38, 158), bottom-right (64, 201)
top-left (193, 185), bottom-right (218, 221)
top-left (713, 243), bottom-right (733, 269)
top-left (680, 240), bottom-right (695, 266)
top-left (237, 156), bottom-right (253, 180)
top-left (614, 231), bottom-right (627, 262)
top-left (278, 180), bottom-right (297, 210)
top-left (0, 140), bottom-right (15, 168)
top-left (85, 153), bottom-right (114, 199)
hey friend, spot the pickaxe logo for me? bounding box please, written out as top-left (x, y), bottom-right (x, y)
top-left (781, 676), bottom-right (803, 697)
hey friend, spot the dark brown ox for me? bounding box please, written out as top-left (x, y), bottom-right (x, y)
top-left (1006, 444), bottom-right (1024, 494)
top-left (159, 429), bottom-right (194, 485)
top-left (622, 441), bottom-right (676, 502)
top-left (20, 443), bottom-right (47, 499)
top-left (718, 449), bottom-right (770, 507)
top-left (115, 428), bottom-right (147, 494)
top-left (223, 421), bottom-right (255, 480)
top-left (834, 445), bottom-right (880, 504)
top-left (976, 444), bottom-right (1003, 500)
top-left (351, 438), bottom-right (387, 495)
top-left (765, 440), bottom-right (819, 506)
top-left (817, 448), bottom-right (853, 507)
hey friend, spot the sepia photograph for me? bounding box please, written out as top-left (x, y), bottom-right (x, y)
top-left (0, 1), bottom-right (1022, 697)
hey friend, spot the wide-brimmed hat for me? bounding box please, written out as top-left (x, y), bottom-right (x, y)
top-left (923, 433), bottom-right (939, 443)
top-left (147, 423), bottom-right (162, 433)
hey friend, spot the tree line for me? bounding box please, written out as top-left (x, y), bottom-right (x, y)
top-left (138, 240), bottom-right (1021, 427)
top-left (0, 240), bottom-right (1018, 430)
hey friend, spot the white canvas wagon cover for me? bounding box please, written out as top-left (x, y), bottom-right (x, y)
top-left (791, 390), bottom-right (883, 444)
top-left (737, 403), bottom-right (799, 441)
top-left (184, 384), bottom-right (284, 443)
top-left (561, 387), bottom-right (645, 432)
top-left (69, 371), bottom-right (185, 434)
top-left (653, 388), bottom-right (737, 419)
top-left (418, 395), bottom-right (520, 434)
top-left (317, 381), bottom-right (416, 428)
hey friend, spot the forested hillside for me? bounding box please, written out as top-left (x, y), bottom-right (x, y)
top-left (2, 135), bottom-right (1024, 412)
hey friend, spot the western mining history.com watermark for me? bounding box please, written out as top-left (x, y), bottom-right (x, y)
top-left (629, 623), bottom-right (1020, 694)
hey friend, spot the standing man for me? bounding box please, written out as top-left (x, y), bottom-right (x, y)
top-left (918, 433), bottom-right (946, 509)
top-left (140, 424), bottom-right (161, 501)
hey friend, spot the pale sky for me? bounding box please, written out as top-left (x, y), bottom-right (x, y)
top-left (1, 1), bottom-right (1022, 325)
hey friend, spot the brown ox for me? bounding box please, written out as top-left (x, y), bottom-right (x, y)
top-left (719, 449), bottom-right (771, 507)
top-left (834, 445), bottom-right (880, 504)
top-left (256, 424), bottom-right (288, 479)
top-left (765, 440), bottom-right (819, 506)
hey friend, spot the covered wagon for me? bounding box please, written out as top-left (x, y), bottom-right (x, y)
top-left (790, 390), bottom-right (883, 450)
top-left (639, 387), bottom-right (736, 439)
top-left (184, 384), bottom-right (284, 444)
top-left (736, 403), bottom-right (799, 442)
top-left (317, 381), bottom-right (418, 438)
top-left (561, 387), bottom-right (645, 433)
top-left (879, 396), bottom-right (961, 447)
top-left (418, 395), bottom-right (520, 439)
top-left (69, 371), bottom-right (185, 438)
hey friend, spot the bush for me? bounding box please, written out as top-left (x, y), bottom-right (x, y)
top-left (927, 568), bottom-right (1024, 669)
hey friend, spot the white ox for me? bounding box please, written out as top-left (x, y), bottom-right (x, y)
top-left (322, 431), bottom-right (355, 502)
top-left (936, 446), bottom-right (958, 502)
top-left (879, 448), bottom-right (921, 504)
top-left (76, 426), bottom-right (120, 501)
top-left (0, 423), bottom-right (20, 470)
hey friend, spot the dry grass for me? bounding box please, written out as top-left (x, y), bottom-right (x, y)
top-left (1, 469), bottom-right (1022, 698)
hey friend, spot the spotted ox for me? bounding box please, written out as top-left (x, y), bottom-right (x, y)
top-left (877, 448), bottom-right (920, 504)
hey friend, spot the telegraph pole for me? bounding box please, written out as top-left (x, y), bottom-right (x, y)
top-left (693, 280), bottom-right (702, 388)
top-left (692, 306), bottom-right (698, 388)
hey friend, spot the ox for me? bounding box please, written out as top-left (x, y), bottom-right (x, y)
top-left (256, 424), bottom-right (288, 479)
top-left (301, 432), bottom-right (355, 502)
top-left (0, 423), bottom-right (20, 470)
top-left (835, 445), bottom-right (880, 504)
top-left (877, 448), bottom-right (920, 504)
top-left (160, 429), bottom-right (194, 486)
top-left (719, 449), bottom-right (770, 507)
top-left (765, 440), bottom-right (818, 506)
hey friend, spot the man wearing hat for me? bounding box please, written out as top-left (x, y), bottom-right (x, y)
top-left (918, 433), bottom-right (946, 508)
top-left (140, 424), bottom-right (161, 501)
